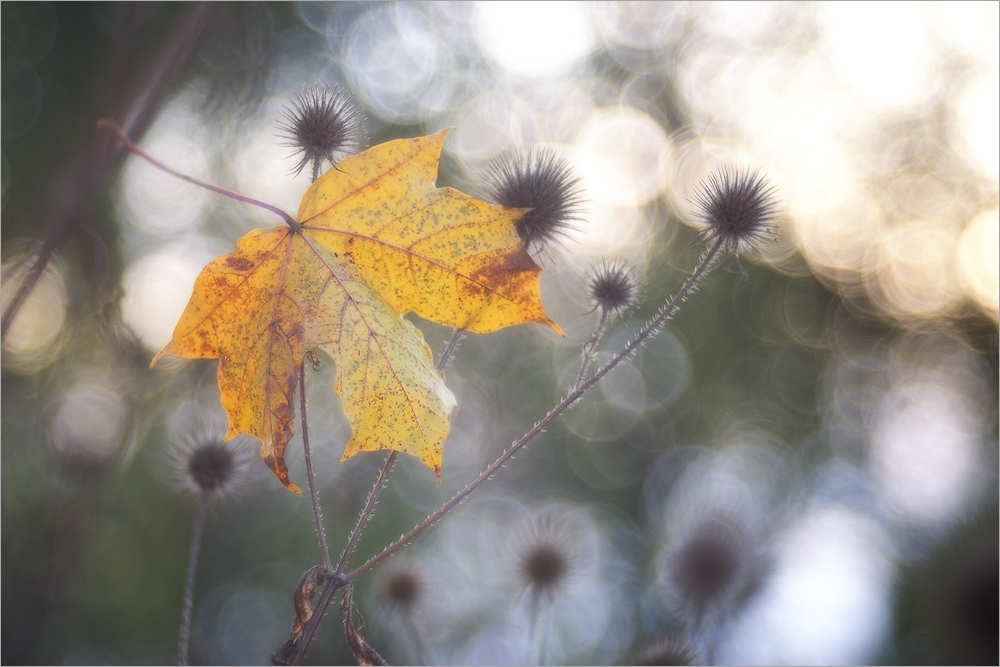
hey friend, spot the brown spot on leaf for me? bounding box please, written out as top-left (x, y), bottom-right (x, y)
top-left (225, 255), bottom-right (254, 272)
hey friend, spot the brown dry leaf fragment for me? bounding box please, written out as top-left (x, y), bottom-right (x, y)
top-left (340, 586), bottom-right (389, 666)
top-left (151, 130), bottom-right (560, 491)
top-left (271, 566), bottom-right (324, 665)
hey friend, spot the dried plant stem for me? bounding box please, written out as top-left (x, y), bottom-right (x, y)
top-left (403, 613), bottom-right (429, 666)
top-left (333, 325), bottom-right (465, 575)
top-left (179, 494), bottom-right (209, 666)
top-left (344, 237), bottom-right (724, 582)
top-left (300, 361), bottom-right (332, 573)
top-left (438, 328), bottom-right (464, 370)
top-left (336, 450), bottom-right (397, 576)
top-left (574, 309), bottom-right (610, 391)
top-left (294, 326), bottom-right (468, 663)
top-left (290, 240), bottom-right (721, 661)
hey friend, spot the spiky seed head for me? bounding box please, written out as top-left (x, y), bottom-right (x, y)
top-left (277, 84), bottom-right (366, 177)
top-left (690, 166), bottom-right (778, 271)
top-left (481, 148), bottom-right (582, 254)
top-left (376, 558), bottom-right (425, 614)
top-left (171, 416), bottom-right (253, 499)
top-left (585, 257), bottom-right (641, 318)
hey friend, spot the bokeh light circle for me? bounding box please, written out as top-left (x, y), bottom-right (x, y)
top-left (121, 242), bottom-right (221, 352)
top-left (474, 2), bottom-right (598, 80)
top-left (957, 208), bottom-right (1000, 319)
top-left (1, 247), bottom-right (68, 374)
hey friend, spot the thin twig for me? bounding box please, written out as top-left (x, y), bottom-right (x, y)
top-left (300, 361), bottom-right (332, 573)
top-left (0, 4), bottom-right (218, 344)
top-left (179, 494), bottom-right (209, 666)
top-left (344, 238), bottom-right (724, 582)
top-left (298, 324), bottom-right (469, 660)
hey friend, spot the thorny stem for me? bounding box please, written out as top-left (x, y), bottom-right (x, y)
top-left (336, 451), bottom-right (397, 576)
top-left (333, 326), bottom-right (465, 575)
top-left (290, 573), bottom-right (341, 666)
top-left (97, 118), bottom-right (299, 228)
top-left (343, 237), bottom-right (724, 582)
top-left (295, 326), bottom-right (469, 662)
top-left (179, 494), bottom-right (209, 666)
top-left (291, 239), bottom-right (721, 664)
top-left (300, 361), bottom-right (332, 573)
top-left (439, 328), bottom-right (464, 370)
top-left (574, 309), bottom-right (610, 391)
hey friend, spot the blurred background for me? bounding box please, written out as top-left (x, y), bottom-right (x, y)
top-left (2, 2), bottom-right (997, 665)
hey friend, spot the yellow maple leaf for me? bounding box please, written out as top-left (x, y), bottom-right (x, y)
top-left (152, 130), bottom-right (561, 492)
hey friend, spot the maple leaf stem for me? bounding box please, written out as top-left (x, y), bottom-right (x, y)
top-left (179, 493), bottom-right (208, 667)
top-left (96, 118), bottom-right (299, 228)
top-left (342, 237), bottom-right (725, 584)
top-left (300, 361), bottom-right (333, 574)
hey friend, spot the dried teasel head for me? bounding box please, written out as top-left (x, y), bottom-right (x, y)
top-left (585, 257), bottom-right (642, 319)
top-left (512, 511), bottom-right (586, 607)
top-left (690, 166), bottom-right (778, 273)
top-left (171, 415), bottom-right (254, 500)
top-left (277, 84), bottom-right (366, 179)
top-left (481, 148), bottom-right (582, 255)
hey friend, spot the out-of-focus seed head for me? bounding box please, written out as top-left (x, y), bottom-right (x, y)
top-left (585, 257), bottom-right (642, 318)
top-left (277, 84), bottom-right (366, 178)
top-left (481, 148), bottom-right (582, 255)
top-left (663, 515), bottom-right (762, 627)
top-left (690, 166), bottom-right (778, 272)
top-left (522, 543), bottom-right (568, 592)
top-left (513, 513), bottom-right (581, 605)
top-left (619, 635), bottom-right (706, 666)
top-left (171, 416), bottom-right (253, 500)
top-left (376, 557), bottom-right (425, 614)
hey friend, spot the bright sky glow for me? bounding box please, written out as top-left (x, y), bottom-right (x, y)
top-left (475, 2), bottom-right (597, 79)
top-left (872, 381), bottom-right (990, 527)
top-left (717, 507), bottom-right (893, 665)
top-left (957, 208), bottom-right (1000, 319)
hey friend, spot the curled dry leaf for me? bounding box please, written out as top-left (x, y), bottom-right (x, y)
top-left (151, 131), bottom-right (560, 491)
top-left (340, 585), bottom-right (388, 667)
top-left (271, 566), bottom-right (325, 665)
